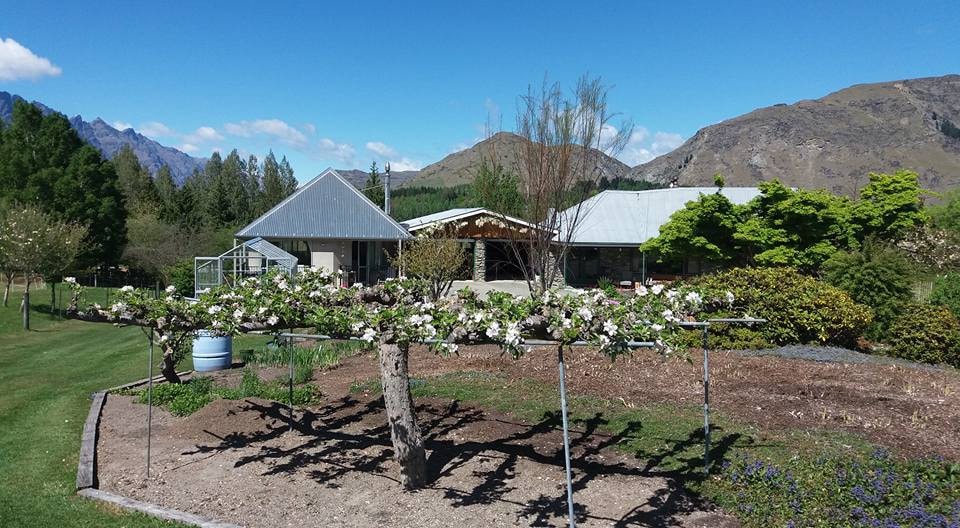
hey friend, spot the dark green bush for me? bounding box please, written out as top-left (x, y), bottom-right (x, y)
top-left (886, 303), bottom-right (960, 367)
top-left (930, 272), bottom-right (960, 319)
top-left (694, 267), bottom-right (873, 349)
top-left (822, 244), bottom-right (914, 340)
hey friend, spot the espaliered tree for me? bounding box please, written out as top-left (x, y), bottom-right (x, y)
top-left (67, 268), bottom-right (721, 489)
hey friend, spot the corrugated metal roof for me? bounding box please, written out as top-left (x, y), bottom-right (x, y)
top-left (401, 207), bottom-right (541, 232)
top-left (402, 208), bottom-right (484, 230)
top-left (559, 187), bottom-right (762, 246)
top-left (236, 168), bottom-right (412, 240)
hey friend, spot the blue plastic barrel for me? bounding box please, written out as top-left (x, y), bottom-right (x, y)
top-left (192, 330), bottom-right (233, 372)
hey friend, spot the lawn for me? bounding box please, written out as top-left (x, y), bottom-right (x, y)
top-left (0, 287), bottom-right (183, 527)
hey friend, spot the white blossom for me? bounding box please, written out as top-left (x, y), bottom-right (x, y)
top-left (361, 327), bottom-right (376, 343)
top-left (266, 315), bottom-right (279, 326)
top-left (650, 323), bottom-right (664, 332)
top-left (485, 321), bottom-right (501, 339)
top-left (110, 302), bottom-right (127, 313)
top-left (684, 291), bottom-right (702, 305)
top-left (603, 320), bottom-right (618, 336)
top-left (159, 334), bottom-right (169, 343)
top-left (207, 305), bottom-right (223, 315)
top-left (64, 277), bottom-right (77, 284)
top-left (635, 285), bottom-right (648, 296)
top-left (725, 291), bottom-right (735, 305)
top-left (504, 322), bottom-right (521, 346)
top-left (165, 285), bottom-right (176, 294)
top-left (651, 284), bottom-right (664, 295)
top-left (351, 322), bottom-right (365, 333)
top-left (232, 308), bottom-right (244, 320)
top-left (120, 285), bottom-right (134, 293)
top-left (577, 307), bottom-right (594, 321)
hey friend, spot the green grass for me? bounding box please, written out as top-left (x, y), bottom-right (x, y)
top-left (0, 287), bottom-right (185, 527)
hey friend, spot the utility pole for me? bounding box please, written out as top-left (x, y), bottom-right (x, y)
top-left (384, 162), bottom-right (392, 216)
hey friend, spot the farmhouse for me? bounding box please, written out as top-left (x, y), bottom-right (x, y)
top-left (558, 187), bottom-right (761, 285)
top-left (200, 172), bottom-right (759, 290)
top-left (400, 207), bottom-right (544, 282)
top-left (232, 168), bottom-right (411, 285)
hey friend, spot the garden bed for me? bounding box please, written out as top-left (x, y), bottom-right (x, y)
top-left (97, 392), bottom-right (732, 527)
top-left (94, 344), bottom-right (960, 527)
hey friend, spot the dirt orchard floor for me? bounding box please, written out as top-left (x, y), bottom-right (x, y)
top-left (402, 345), bottom-right (960, 461)
top-left (96, 344), bottom-right (960, 527)
top-left (98, 394), bottom-right (734, 528)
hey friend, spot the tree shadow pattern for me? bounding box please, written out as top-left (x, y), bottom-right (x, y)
top-left (181, 395), bottom-right (746, 526)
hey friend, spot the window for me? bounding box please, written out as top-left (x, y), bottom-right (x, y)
top-left (273, 239), bottom-right (311, 266)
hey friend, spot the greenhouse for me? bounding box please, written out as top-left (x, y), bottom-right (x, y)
top-left (193, 237), bottom-right (297, 297)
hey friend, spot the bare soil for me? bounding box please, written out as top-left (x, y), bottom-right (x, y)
top-left (403, 345), bottom-right (960, 460)
top-left (99, 393), bottom-right (733, 527)
top-left (96, 345), bottom-right (960, 527)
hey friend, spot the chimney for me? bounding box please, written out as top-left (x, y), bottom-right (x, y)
top-left (384, 162), bottom-right (392, 215)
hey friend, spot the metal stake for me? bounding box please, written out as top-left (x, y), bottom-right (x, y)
top-left (557, 344), bottom-right (576, 528)
top-left (288, 333), bottom-right (294, 432)
top-left (147, 332), bottom-right (154, 479)
top-left (701, 325), bottom-right (711, 473)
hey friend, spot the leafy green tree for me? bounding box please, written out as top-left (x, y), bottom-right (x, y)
top-left (220, 149), bottom-right (250, 225)
top-left (642, 190), bottom-right (748, 265)
top-left (154, 165), bottom-right (179, 222)
top-left (364, 161), bottom-right (385, 208)
top-left (735, 181), bottom-right (856, 271)
top-left (260, 151), bottom-right (285, 213)
top-left (0, 205), bottom-right (86, 329)
top-left (822, 241), bottom-right (915, 339)
top-left (853, 170), bottom-right (926, 240)
top-left (0, 100), bottom-right (126, 267)
top-left (930, 272), bottom-right (960, 320)
top-left (279, 155), bottom-right (298, 196)
top-left (112, 144), bottom-right (158, 211)
top-left (929, 187), bottom-right (960, 234)
top-left (472, 160), bottom-right (524, 217)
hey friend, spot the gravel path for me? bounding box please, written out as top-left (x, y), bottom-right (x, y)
top-left (733, 345), bottom-right (949, 371)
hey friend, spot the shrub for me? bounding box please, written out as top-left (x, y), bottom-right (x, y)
top-left (694, 267), bottom-right (873, 349)
top-left (930, 272), bottom-right (960, 319)
top-left (715, 450), bottom-right (960, 528)
top-left (822, 243), bottom-right (914, 340)
top-left (886, 303), bottom-right (960, 366)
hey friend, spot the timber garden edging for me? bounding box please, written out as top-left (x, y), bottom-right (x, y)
top-left (74, 371), bottom-right (242, 528)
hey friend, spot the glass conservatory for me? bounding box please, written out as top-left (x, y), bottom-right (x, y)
top-left (193, 237), bottom-right (297, 297)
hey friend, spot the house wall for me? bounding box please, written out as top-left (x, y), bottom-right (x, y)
top-left (308, 239), bottom-right (352, 273)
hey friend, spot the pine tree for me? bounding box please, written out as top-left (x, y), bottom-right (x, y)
top-left (112, 144), bottom-right (158, 211)
top-left (245, 154), bottom-right (263, 220)
top-left (279, 155), bottom-right (298, 196)
top-left (364, 161), bottom-right (385, 208)
top-left (0, 100), bottom-right (126, 267)
top-left (154, 165), bottom-right (178, 222)
top-left (260, 151), bottom-right (284, 212)
top-left (221, 149), bottom-right (249, 226)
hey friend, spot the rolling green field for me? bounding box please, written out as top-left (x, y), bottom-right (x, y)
top-left (0, 287), bottom-right (182, 527)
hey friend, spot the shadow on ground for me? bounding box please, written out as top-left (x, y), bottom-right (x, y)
top-left (183, 396), bottom-right (742, 527)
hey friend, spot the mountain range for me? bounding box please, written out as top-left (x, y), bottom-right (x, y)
top-left (0, 91), bottom-right (205, 184)
top-left (5, 74), bottom-right (960, 194)
top-left (630, 75), bottom-right (960, 195)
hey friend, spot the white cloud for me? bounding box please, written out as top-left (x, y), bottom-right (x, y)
top-left (387, 158), bottom-right (422, 172)
top-left (184, 126), bottom-right (223, 143)
top-left (0, 38), bottom-right (61, 81)
top-left (139, 121), bottom-right (175, 138)
top-left (224, 119), bottom-right (308, 149)
top-left (317, 138), bottom-right (356, 164)
top-left (301, 123), bottom-right (316, 135)
top-left (618, 126), bottom-right (684, 165)
top-left (112, 121), bottom-right (133, 131)
top-left (179, 143), bottom-right (199, 154)
top-left (365, 141), bottom-right (397, 158)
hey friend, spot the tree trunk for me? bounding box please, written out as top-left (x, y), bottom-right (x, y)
top-left (378, 341), bottom-right (427, 489)
top-left (22, 287), bottom-right (30, 331)
top-left (2, 278), bottom-right (10, 307)
top-left (51, 281), bottom-right (56, 315)
top-left (160, 344), bottom-right (182, 384)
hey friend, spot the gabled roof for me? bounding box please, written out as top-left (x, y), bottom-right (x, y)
top-left (558, 187), bottom-right (762, 246)
top-left (401, 207), bottom-right (541, 232)
top-left (236, 168), bottom-right (411, 240)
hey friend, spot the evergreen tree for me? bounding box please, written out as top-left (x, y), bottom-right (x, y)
top-left (279, 155), bottom-right (298, 196)
top-left (471, 160), bottom-right (523, 217)
top-left (260, 151), bottom-right (285, 212)
top-left (154, 165), bottom-right (179, 222)
top-left (221, 149), bottom-right (249, 226)
top-left (112, 144), bottom-right (158, 211)
top-left (245, 154), bottom-right (263, 220)
top-left (0, 100), bottom-right (126, 267)
top-left (364, 161), bottom-right (385, 208)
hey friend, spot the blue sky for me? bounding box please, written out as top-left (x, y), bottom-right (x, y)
top-left (2, 0), bottom-right (959, 181)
